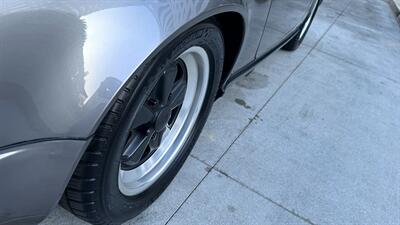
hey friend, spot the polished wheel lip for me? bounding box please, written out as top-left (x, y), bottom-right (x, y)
top-left (118, 46), bottom-right (210, 196)
top-left (299, 0), bottom-right (319, 39)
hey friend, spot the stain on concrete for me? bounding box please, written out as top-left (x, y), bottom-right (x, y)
top-left (235, 72), bottom-right (269, 89)
top-left (204, 132), bottom-right (216, 142)
top-left (234, 98), bottom-right (251, 109)
top-left (299, 104), bottom-right (314, 120)
top-left (248, 114), bottom-right (263, 123)
top-left (204, 166), bottom-right (212, 172)
top-left (227, 205), bottom-right (236, 213)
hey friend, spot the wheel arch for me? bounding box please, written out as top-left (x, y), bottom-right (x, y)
top-left (85, 7), bottom-right (247, 139)
top-left (211, 12), bottom-right (246, 97)
top-left (0, 2), bottom-right (248, 149)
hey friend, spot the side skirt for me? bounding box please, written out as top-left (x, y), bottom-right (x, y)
top-left (218, 0), bottom-right (321, 95)
top-left (218, 28), bottom-right (297, 95)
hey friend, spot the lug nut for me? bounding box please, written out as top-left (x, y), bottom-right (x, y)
top-left (147, 98), bottom-right (158, 106)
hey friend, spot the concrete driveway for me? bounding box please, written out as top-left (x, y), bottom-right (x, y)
top-left (41, 0), bottom-right (400, 224)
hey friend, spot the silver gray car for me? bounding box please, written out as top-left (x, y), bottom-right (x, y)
top-left (0, 0), bottom-right (320, 224)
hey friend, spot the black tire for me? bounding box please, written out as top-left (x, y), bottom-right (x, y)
top-left (61, 22), bottom-right (224, 225)
top-left (282, 1), bottom-right (319, 51)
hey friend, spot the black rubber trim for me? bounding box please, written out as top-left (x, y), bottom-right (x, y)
top-left (221, 29), bottom-right (296, 90)
top-left (0, 136), bottom-right (91, 151)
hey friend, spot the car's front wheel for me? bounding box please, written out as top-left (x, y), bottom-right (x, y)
top-left (61, 22), bottom-right (224, 225)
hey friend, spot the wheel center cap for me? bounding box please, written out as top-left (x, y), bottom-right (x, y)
top-left (154, 108), bottom-right (171, 132)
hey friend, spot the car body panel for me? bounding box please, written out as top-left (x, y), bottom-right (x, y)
top-left (257, 0), bottom-right (316, 56)
top-left (0, 140), bottom-right (87, 224)
top-left (0, 0), bottom-right (270, 148)
top-left (230, 0), bottom-right (270, 71)
top-left (0, 0), bottom-right (318, 224)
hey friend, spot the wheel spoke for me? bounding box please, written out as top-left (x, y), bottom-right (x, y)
top-left (168, 79), bottom-right (186, 109)
top-left (121, 130), bottom-right (154, 167)
top-left (157, 64), bottom-right (178, 106)
top-left (149, 131), bottom-right (163, 150)
top-left (131, 105), bottom-right (154, 130)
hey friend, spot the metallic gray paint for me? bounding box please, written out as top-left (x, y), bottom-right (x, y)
top-left (257, 0), bottom-right (315, 56)
top-left (0, 0), bottom-right (246, 148)
top-left (0, 140), bottom-right (87, 224)
top-left (0, 0), bottom-right (317, 223)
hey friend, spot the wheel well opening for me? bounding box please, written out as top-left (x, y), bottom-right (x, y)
top-left (212, 12), bottom-right (245, 96)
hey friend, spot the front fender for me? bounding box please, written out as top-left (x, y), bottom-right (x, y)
top-left (0, 0), bottom-right (246, 148)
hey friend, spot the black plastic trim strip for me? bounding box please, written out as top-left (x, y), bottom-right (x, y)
top-left (221, 30), bottom-right (295, 91)
top-left (0, 136), bottom-right (91, 151)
